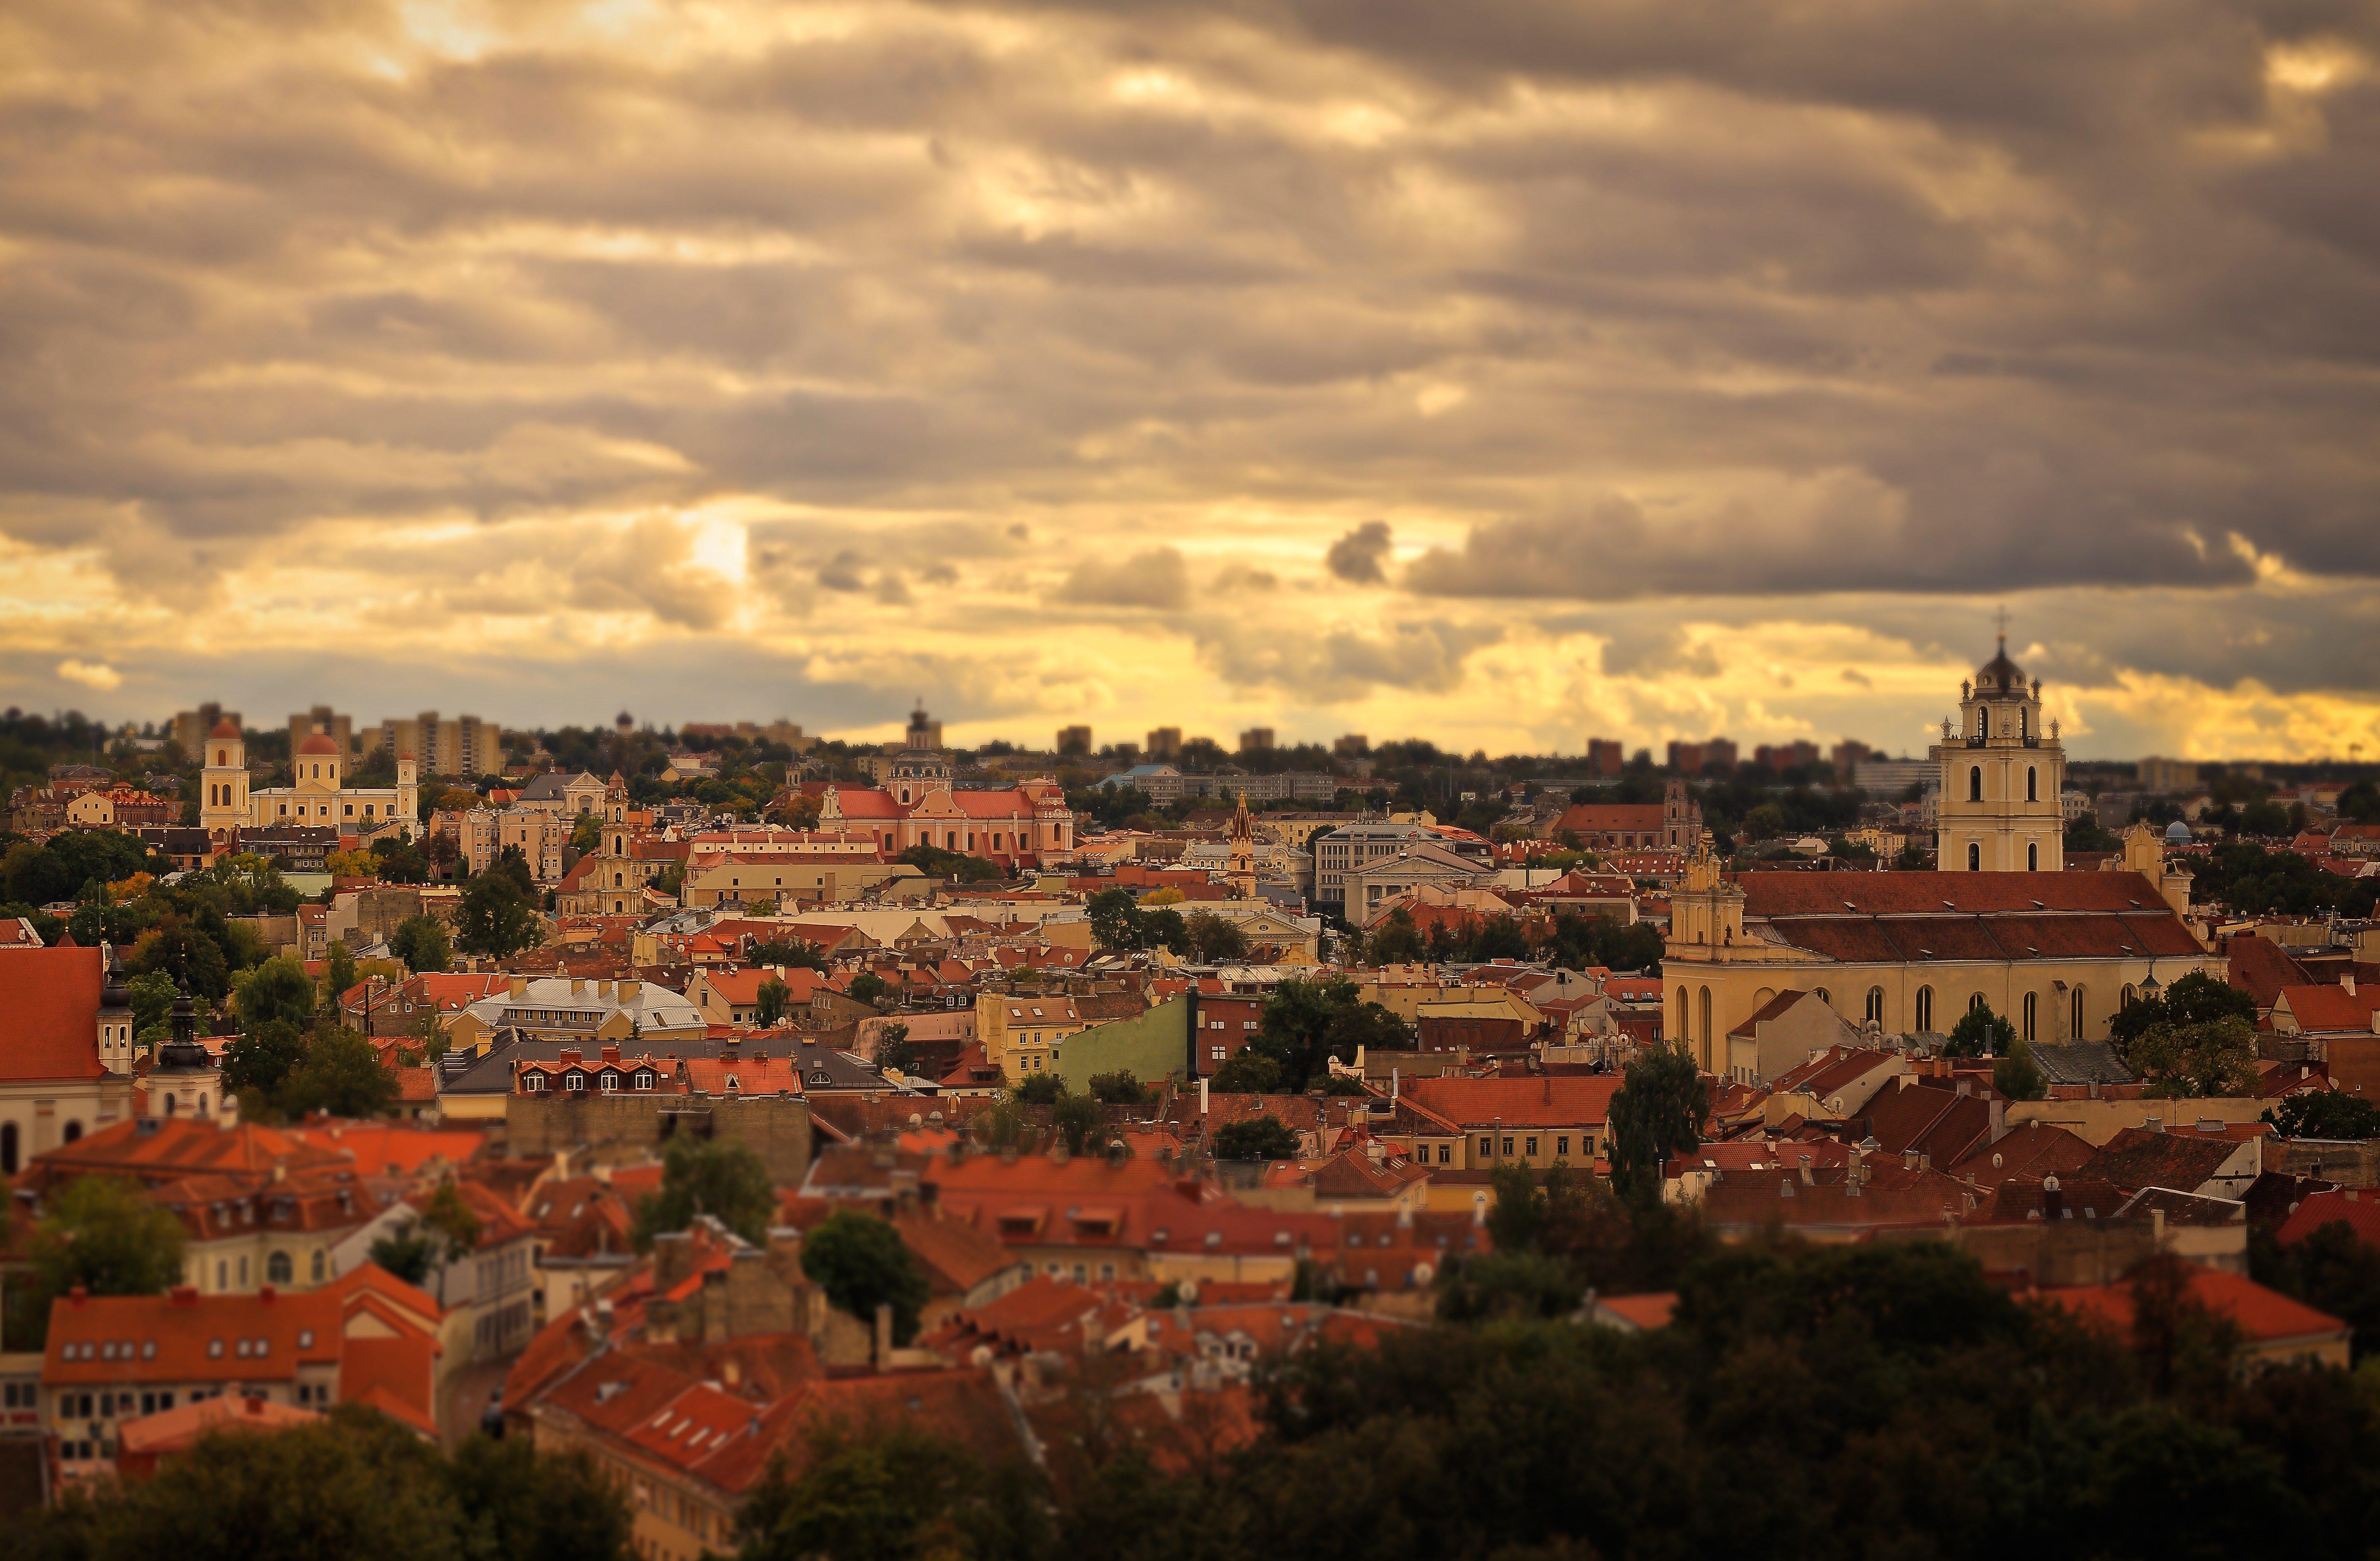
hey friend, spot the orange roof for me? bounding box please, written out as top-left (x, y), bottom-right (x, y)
top-left (117, 1392), bottom-right (320, 1456)
top-left (45, 1286), bottom-right (343, 1386)
top-left (1398, 1074), bottom-right (1625, 1129)
top-left (2038, 1266), bottom-right (2347, 1346)
top-left (0, 945), bottom-right (106, 1083)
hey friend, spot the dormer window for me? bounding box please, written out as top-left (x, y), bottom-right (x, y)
top-left (565, 1072), bottom-right (586, 1092)
top-left (724, 1074), bottom-right (740, 1092)
top-left (633, 1070), bottom-right (656, 1091)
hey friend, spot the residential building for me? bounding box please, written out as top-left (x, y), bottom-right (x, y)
top-left (2039, 1267), bottom-right (2347, 1373)
top-left (1722, 989), bottom-right (1865, 1087)
top-left (39, 1267), bottom-right (442, 1484)
top-left (1386, 1075), bottom-right (1627, 1174)
top-left (1311, 822), bottom-right (1492, 913)
top-left (364, 712), bottom-right (503, 778)
top-left (446, 975), bottom-right (707, 1054)
top-left (2138, 755), bottom-right (2196, 793)
top-left (1855, 757), bottom-right (1934, 796)
top-left (1057, 724), bottom-right (1092, 754)
top-left (1146, 727), bottom-right (1183, 760)
top-left (1584, 738), bottom-right (1627, 778)
top-left (169, 704), bottom-right (239, 760)
top-left (1238, 727), bottom-right (1275, 754)
top-left (288, 706), bottom-right (354, 761)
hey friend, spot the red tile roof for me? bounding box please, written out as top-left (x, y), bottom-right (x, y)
top-left (2038, 1265), bottom-right (2347, 1347)
top-left (1398, 1074), bottom-right (1625, 1129)
top-left (0, 944), bottom-right (106, 1083)
top-left (2275, 1187), bottom-right (2380, 1250)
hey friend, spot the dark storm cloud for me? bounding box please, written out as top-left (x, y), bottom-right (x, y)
top-left (1, 0), bottom-right (2377, 722)
top-left (1325, 521), bottom-right (1393, 584)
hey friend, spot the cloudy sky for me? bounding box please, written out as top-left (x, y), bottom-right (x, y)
top-left (4, 0), bottom-right (2378, 760)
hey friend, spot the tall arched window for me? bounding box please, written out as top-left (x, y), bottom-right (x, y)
top-left (1969, 992), bottom-right (1988, 1014)
top-left (1976, 707), bottom-right (1988, 738)
top-left (0, 1122), bottom-right (16, 1176)
top-left (267, 1252), bottom-right (292, 1285)
top-left (2022, 991), bottom-right (2037, 1042)
top-left (1968, 842), bottom-right (1982, 870)
top-left (2121, 985), bottom-right (2137, 1010)
top-left (1969, 766), bottom-right (1983, 802)
top-left (1673, 987), bottom-right (1688, 1045)
top-left (62, 1120), bottom-right (81, 1143)
top-left (2019, 707), bottom-right (2029, 740)
top-left (311, 1250), bottom-right (327, 1282)
top-left (1698, 988), bottom-right (1713, 1070)
top-left (1864, 987), bottom-right (1884, 1025)
top-left (2027, 766), bottom-right (2038, 802)
top-left (1915, 987), bottom-right (1935, 1031)
top-left (2028, 843), bottom-right (2039, 871)
top-left (2072, 986), bottom-right (2086, 1039)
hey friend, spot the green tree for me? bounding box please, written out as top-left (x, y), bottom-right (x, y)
top-left (1139, 905), bottom-right (1190, 956)
top-left (1366, 906), bottom-right (1425, 964)
top-left (2127, 1015), bottom-right (2261, 1099)
top-left (1208, 1050), bottom-right (1284, 1093)
top-left (1086, 886), bottom-right (1145, 952)
top-left (875, 1022), bottom-right (917, 1075)
top-left (1086, 1070), bottom-right (1148, 1104)
top-left (372, 1180), bottom-right (485, 1284)
top-left (1011, 1074), bottom-right (1067, 1106)
top-left (632, 1135), bottom-right (777, 1247)
top-left (31, 1175), bottom-right (187, 1302)
top-left (125, 968), bottom-right (178, 1043)
top-left (2254, 1221), bottom-right (2380, 1360)
top-left (2264, 1092), bottom-right (2380, 1140)
top-left (494, 843), bottom-right (537, 896)
top-left (1184, 910), bottom-right (1250, 963)
top-left (445, 1433), bottom-right (636, 1561)
top-left (325, 941), bottom-right (357, 1010)
top-left (2110, 969), bottom-right (2259, 1048)
top-left (756, 977), bottom-right (791, 1027)
top-left (223, 1017), bottom-right (308, 1104)
top-left (569, 813), bottom-right (604, 855)
top-left (1212, 1114), bottom-right (1300, 1161)
top-left (1248, 974), bottom-right (1364, 1091)
top-left (456, 870), bottom-right (537, 958)
top-left (848, 972), bottom-right (891, 1006)
top-left (799, 1210), bottom-right (932, 1346)
top-left (736, 1426), bottom-right (1041, 1561)
top-left (1942, 999), bottom-right (2017, 1057)
top-left (1606, 1042), bottom-right (1708, 1204)
top-left (390, 914), bottom-right (453, 973)
top-left (278, 1025), bottom-right (398, 1118)
top-left (130, 921), bottom-right (230, 1001)
top-left (749, 938), bottom-right (829, 972)
top-left (1051, 1093), bottom-right (1107, 1155)
top-left (1436, 1250), bottom-right (1587, 1322)
top-left (1995, 1038), bottom-right (2048, 1100)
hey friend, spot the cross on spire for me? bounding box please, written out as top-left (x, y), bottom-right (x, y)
top-left (1993, 604), bottom-right (2009, 645)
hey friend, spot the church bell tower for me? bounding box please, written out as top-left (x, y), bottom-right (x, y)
top-left (1931, 632), bottom-right (2066, 872)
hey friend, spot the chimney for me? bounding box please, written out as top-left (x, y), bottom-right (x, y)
top-left (622, 979), bottom-right (641, 1002)
top-left (560, 1047), bottom-right (582, 1066)
top-left (1846, 1144), bottom-right (1863, 1197)
top-left (1200, 1076), bottom-right (1210, 1116)
top-left (1956, 1078), bottom-right (1971, 1097)
top-left (509, 975), bottom-right (529, 1000)
top-left (1988, 1098), bottom-right (2005, 1138)
top-left (1797, 1155), bottom-right (1814, 1186)
top-left (2344, 972), bottom-right (2357, 998)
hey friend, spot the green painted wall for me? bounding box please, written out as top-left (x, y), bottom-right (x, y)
top-left (1053, 997), bottom-right (1191, 1092)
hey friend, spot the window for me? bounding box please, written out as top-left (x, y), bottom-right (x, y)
top-left (267, 1252), bottom-right (292, 1284)
top-left (1556, 1135), bottom-right (1570, 1158)
top-left (1969, 765), bottom-right (1983, 802)
top-left (1501, 1136), bottom-right (1515, 1157)
top-left (2028, 842), bottom-right (2039, 871)
top-left (311, 1251), bottom-right (325, 1282)
top-left (1969, 992), bottom-right (1987, 1014)
top-left (1968, 842), bottom-right (1981, 871)
top-left (1698, 987), bottom-right (1712, 1059)
top-left (1864, 987), bottom-right (1884, 1025)
top-left (1479, 1136), bottom-right (1493, 1158)
top-left (2022, 991), bottom-right (2037, 1043)
top-left (565, 1073), bottom-right (585, 1091)
top-left (1437, 1144), bottom-right (1450, 1164)
top-left (2026, 766), bottom-right (2038, 803)
top-left (1525, 1136), bottom-right (1539, 1157)
top-left (0, 1122), bottom-right (15, 1176)
top-left (1915, 986), bottom-right (1934, 1032)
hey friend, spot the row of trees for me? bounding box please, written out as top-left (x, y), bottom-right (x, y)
top-left (1351, 906), bottom-right (1664, 972)
top-left (1086, 888), bottom-right (1255, 963)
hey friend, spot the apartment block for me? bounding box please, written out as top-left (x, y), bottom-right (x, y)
top-left (365, 711), bottom-right (503, 777)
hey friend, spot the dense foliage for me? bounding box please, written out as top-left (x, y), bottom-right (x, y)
top-left (800, 1210), bottom-right (933, 1345)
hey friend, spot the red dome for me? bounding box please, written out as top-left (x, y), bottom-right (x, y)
top-left (208, 719), bottom-right (241, 739)
top-left (297, 733), bottom-right (340, 756)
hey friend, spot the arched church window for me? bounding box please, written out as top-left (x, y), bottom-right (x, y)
top-left (1698, 988), bottom-right (1712, 1063)
top-left (0, 1122), bottom-right (15, 1176)
top-left (1969, 767), bottom-right (1983, 802)
top-left (2022, 992), bottom-right (2037, 1042)
top-left (2028, 843), bottom-right (2039, 871)
top-left (2027, 767), bottom-right (2038, 803)
top-left (1864, 987), bottom-right (1884, 1024)
top-left (1915, 987), bottom-right (1935, 1031)
top-left (267, 1252), bottom-right (292, 1285)
top-left (2072, 987), bottom-right (2086, 1038)
top-left (1976, 708), bottom-right (1987, 738)
top-left (2019, 707), bottom-right (2029, 740)
top-left (1969, 992), bottom-right (1987, 1015)
top-left (1968, 842), bottom-right (1981, 871)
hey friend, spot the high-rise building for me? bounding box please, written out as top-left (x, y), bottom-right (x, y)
top-left (1666, 740), bottom-right (1705, 775)
top-left (170, 704), bottom-right (238, 760)
top-left (363, 712), bottom-right (502, 778)
top-left (289, 706), bottom-right (353, 760)
top-left (1146, 727), bottom-right (1182, 760)
top-left (1056, 725), bottom-right (1092, 756)
top-left (2138, 756), bottom-right (2196, 793)
top-left (1831, 739), bottom-right (1874, 777)
top-left (1238, 727), bottom-right (1275, 754)
top-left (1333, 734), bottom-right (1369, 758)
top-left (1703, 737), bottom-right (1738, 773)
top-left (1584, 738), bottom-right (1626, 778)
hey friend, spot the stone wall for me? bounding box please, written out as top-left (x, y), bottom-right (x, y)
top-left (505, 1091), bottom-right (813, 1182)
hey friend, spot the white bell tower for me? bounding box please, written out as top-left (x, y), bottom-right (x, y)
top-left (1931, 631), bottom-right (2066, 872)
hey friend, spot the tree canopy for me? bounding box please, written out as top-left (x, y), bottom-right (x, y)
top-left (800, 1209), bottom-right (933, 1345)
top-left (633, 1135), bottom-right (777, 1247)
top-left (1605, 1043), bottom-right (1708, 1204)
